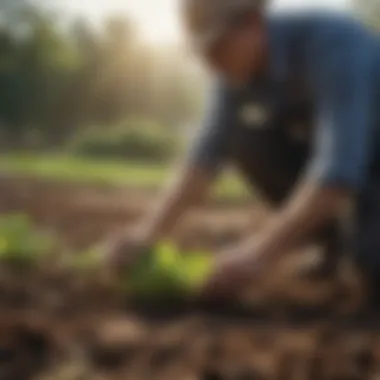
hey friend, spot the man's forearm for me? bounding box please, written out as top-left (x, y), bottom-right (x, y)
top-left (244, 182), bottom-right (350, 265)
top-left (140, 166), bottom-right (213, 243)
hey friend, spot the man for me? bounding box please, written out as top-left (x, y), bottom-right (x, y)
top-left (106, 0), bottom-right (380, 302)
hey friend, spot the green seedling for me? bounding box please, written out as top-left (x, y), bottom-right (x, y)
top-left (122, 242), bottom-right (213, 299)
top-left (179, 252), bottom-right (213, 292)
top-left (0, 214), bottom-right (55, 269)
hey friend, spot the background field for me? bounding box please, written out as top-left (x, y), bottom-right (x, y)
top-left (0, 174), bottom-right (371, 380)
top-left (0, 153), bottom-right (251, 201)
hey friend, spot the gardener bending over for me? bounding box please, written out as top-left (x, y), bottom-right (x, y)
top-left (106, 0), bottom-right (380, 303)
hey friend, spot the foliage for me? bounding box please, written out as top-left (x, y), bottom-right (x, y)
top-left (0, 153), bottom-right (250, 201)
top-left (68, 119), bottom-right (179, 162)
top-left (0, 7), bottom-right (81, 144)
top-left (121, 242), bottom-right (213, 298)
top-left (62, 240), bottom-right (213, 298)
top-left (0, 213), bottom-right (213, 298)
top-left (0, 214), bottom-right (55, 269)
top-left (0, 5), bottom-right (202, 147)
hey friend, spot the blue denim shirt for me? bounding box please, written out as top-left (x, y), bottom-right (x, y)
top-left (188, 11), bottom-right (380, 191)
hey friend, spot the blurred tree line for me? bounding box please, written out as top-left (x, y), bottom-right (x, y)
top-left (0, 2), bottom-right (202, 153)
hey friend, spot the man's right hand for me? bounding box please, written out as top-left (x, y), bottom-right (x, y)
top-left (103, 228), bottom-right (152, 273)
top-left (102, 166), bottom-right (213, 273)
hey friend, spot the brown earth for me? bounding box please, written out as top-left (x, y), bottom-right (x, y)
top-left (0, 176), bottom-right (377, 380)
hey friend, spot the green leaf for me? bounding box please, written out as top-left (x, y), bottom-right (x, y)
top-left (121, 242), bottom-right (213, 298)
top-left (0, 214), bottom-right (57, 269)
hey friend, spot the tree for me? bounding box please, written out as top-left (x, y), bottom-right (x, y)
top-left (0, 2), bottom-right (203, 149)
top-left (0, 6), bottom-right (80, 144)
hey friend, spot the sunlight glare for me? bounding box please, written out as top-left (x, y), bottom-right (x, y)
top-left (54, 0), bottom-right (349, 44)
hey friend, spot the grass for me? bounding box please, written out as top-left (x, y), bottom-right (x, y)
top-left (0, 153), bottom-right (251, 201)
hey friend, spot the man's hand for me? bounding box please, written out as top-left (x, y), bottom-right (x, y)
top-left (202, 183), bottom-right (348, 299)
top-left (101, 165), bottom-right (212, 276)
top-left (103, 228), bottom-right (152, 273)
top-left (201, 242), bottom-right (265, 299)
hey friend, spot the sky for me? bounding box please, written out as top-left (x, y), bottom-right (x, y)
top-left (45, 0), bottom-right (351, 43)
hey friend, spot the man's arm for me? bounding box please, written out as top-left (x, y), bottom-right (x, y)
top-left (139, 166), bottom-right (213, 243)
top-left (243, 27), bottom-right (375, 267)
top-left (202, 183), bottom-right (348, 296)
top-left (138, 81), bottom-right (234, 243)
top-left (240, 183), bottom-right (348, 267)
top-left (203, 26), bottom-right (376, 295)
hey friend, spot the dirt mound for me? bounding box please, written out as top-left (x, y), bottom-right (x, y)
top-left (0, 176), bottom-right (377, 379)
top-left (0, 177), bottom-right (251, 249)
top-left (0, 304), bottom-right (379, 380)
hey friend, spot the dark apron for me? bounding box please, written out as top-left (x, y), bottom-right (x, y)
top-left (230, 77), bottom-right (312, 207)
top-left (227, 74), bottom-right (380, 290)
top-left (228, 75), bottom-right (340, 265)
top-left (230, 34), bottom-right (314, 207)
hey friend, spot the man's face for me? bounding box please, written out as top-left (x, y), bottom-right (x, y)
top-left (203, 17), bottom-right (263, 85)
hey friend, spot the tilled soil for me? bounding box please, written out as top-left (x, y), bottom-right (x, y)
top-left (0, 176), bottom-right (378, 380)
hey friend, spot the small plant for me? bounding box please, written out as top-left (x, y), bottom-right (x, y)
top-left (59, 240), bottom-right (213, 299)
top-left (0, 214), bottom-right (55, 270)
top-left (121, 242), bottom-right (213, 299)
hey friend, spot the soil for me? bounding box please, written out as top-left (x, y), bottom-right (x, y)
top-left (0, 176), bottom-right (378, 380)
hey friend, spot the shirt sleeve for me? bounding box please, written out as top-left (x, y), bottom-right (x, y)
top-left (306, 29), bottom-right (375, 190)
top-left (185, 80), bottom-right (235, 175)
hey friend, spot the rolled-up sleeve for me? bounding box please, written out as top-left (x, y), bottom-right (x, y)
top-left (306, 31), bottom-right (375, 190)
top-left (186, 80), bottom-right (235, 175)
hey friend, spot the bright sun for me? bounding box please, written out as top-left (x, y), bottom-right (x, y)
top-left (56, 0), bottom-right (180, 44)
